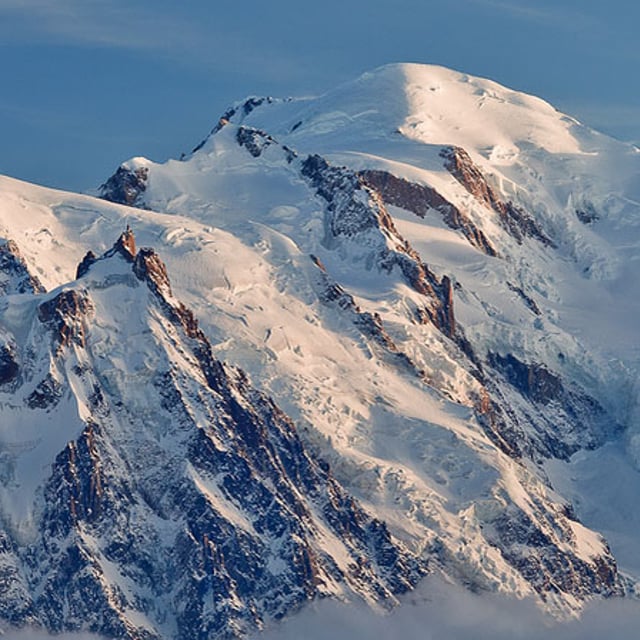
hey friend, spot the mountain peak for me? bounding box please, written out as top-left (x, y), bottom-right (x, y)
top-left (113, 225), bottom-right (136, 260)
top-left (2, 62), bottom-right (640, 639)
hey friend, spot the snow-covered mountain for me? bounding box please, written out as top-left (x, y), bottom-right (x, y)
top-left (2, 63), bottom-right (640, 638)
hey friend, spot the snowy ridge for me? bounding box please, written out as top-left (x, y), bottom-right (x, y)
top-left (1, 63), bottom-right (640, 637)
top-left (1, 231), bottom-right (426, 638)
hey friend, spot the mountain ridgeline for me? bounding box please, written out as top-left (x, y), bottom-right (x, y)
top-left (1, 63), bottom-right (640, 638)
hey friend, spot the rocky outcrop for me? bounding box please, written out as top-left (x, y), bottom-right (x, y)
top-left (133, 247), bottom-right (171, 296)
top-left (75, 250), bottom-right (98, 279)
top-left (0, 531), bottom-right (36, 627)
top-left (112, 226), bottom-right (137, 260)
top-left (191, 97), bottom-right (281, 154)
top-left (99, 166), bottom-right (149, 207)
top-left (310, 255), bottom-right (421, 376)
top-left (489, 353), bottom-right (563, 404)
top-left (486, 352), bottom-right (618, 459)
top-left (0, 338), bottom-right (18, 386)
top-left (0, 239), bottom-right (45, 295)
top-left (301, 154), bottom-right (383, 238)
top-left (575, 202), bottom-right (599, 224)
top-left (37, 290), bottom-right (94, 353)
top-left (26, 373), bottom-right (64, 410)
top-left (236, 126), bottom-right (297, 162)
top-left (491, 507), bottom-right (623, 599)
top-left (236, 126), bottom-right (277, 158)
top-left (507, 282), bottom-right (542, 316)
top-left (300, 155), bottom-right (462, 341)
top-left (441, 147), bottom-right (555, 247)
top-left (359, 169), bottom-right (498, 256)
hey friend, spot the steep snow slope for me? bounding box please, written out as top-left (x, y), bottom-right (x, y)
top-left (1, 63), bottom-right (640, 637)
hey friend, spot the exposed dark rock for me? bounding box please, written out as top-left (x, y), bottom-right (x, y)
top-left (0, 239), bottom-right (45, 295)
top-left (133, 245), bottom-right (203, 340)
top-left (236, 126), bottom-right (277, 158)
top-left (311, 256), bottom-right (421, 376)
top-left (438, 275), bottom-right (456, 338)
top-left (473, 390), bottom-right (527, 460)
top-left (490, 507), bottom-right (623, 599)
top-left (21, 235), bottom-right (427, 638)
top-left (575, 202), bottom-right (600, 224)
top-left (55, 421), bottom-right (106, 526)
top-left (488, 353), bottom-right (564, 404)
top-left (235, 126), bottom-right (298, 163)
top-left (75, 251), bottom-right (98, 279)
top-left (441, 146), bottom-right (555, 248)
top-left (486, 352), bottom-right (619, 459)
top-left (0, 340), bottom-right (18, 386)
top-left (0, 223), bottom-right (628, 637)
top-left (507, 282), bottom-right (542, 316)
top-left (301, 154), bottom-right (380, 237)
top-left (133, 247), bottom-right (172, 296)
top-left (37, 290), bottom-right (94, 352)
top-left (26, 373), bottom-right (63, 410)
top-left (99, 166), bottom-right (149, 207)
top-left (301, 155), bottom-right (463, 342)
top-left (359, 169), bottom-right (498, 256)
top-left (111, 226), bottom-right (137, 261)
top-left (0, 530), bottom-right (37, 626)
top-left (75, 228), bottom-right (137, 283)
top-left (191, 97), bottom-right (280, 154)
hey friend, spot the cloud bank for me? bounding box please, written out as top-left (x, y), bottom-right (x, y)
top-left (3, 577), bottom-right (640, 639)
top-left (256, 577), bottom-right (640, 640)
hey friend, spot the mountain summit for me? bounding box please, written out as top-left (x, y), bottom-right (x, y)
top-left (1, 63), bottom-right (640, 638)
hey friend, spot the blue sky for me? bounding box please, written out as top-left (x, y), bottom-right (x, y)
top-left (1, 0), bottom-right (638, 191)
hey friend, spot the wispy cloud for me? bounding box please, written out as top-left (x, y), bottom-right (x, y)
top-left (0, 0), bottom-right (203, 53)
top-left (0, 0), bottom-right (308, 85)
top-left (461, 0), bottom-right (595, 29)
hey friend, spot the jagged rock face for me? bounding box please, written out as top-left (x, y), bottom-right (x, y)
top-left (83, 104), bottom-right (635, 629)
top-left (75, 250), bottom-right (98, 279)
top-left (300, 155), bottom-right (461, 340)
top-left (507, 282), bottom-right (541, 316)
top-left (25, 372), bottom-right (63, 410)
top-left (0, 339), bottom-right (18, 386)
top-left (235, 126), bottom-right (297, 163)
top-left (2, 231), bottom-right (427, 639)
top-left (440, 147), bottom-right (555, 247)
top-left (301, 154), bottom-right (383, 239)
top-left (0, 531), bottom-right (36, 626)
top-left (37, 289), bottom-right (93, 352)
top-left (0, 230), bottom-right (621, 639)
top-left (99, 166), bottom-right (149, 207)
top-left (359, 169), bottom-right (498, 257)
top-left (574, 201), bottom-right (599, 224)
top-left (310, 255), bottom-right (421, 376)
top-left (485, 352), bottom-right (618, 459)
top-left (489, 353), bottom-right (565, 404)
top-left (236, 126), bottom-right (278, 158)
top-left (191, 97), bottom-right (280, 154)
top-left (490, 507), bottom-right (623, 599)
top-left (134, 247), bottom-right (171, 295)
top-left (0, 239), bottom-right (45, 295)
